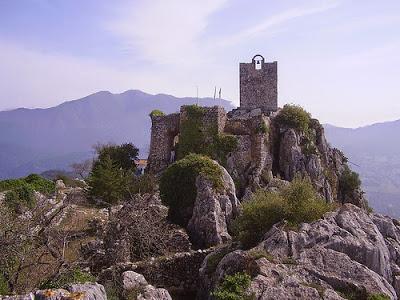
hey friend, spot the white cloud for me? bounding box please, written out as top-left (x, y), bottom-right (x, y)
top-left (107, 0), bottom-right (228, 66)
top-left (218, 1), bottom-right (339, 47)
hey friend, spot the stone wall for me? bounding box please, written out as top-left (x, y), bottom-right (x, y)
top-left (180, 105), bottom-right (227, 136)
top-left (147, 113), bottom-right (180, 174)
top-left (240, 55), bottom-right (278, 112)
top-left (99, 249), bottom-right (213, 299)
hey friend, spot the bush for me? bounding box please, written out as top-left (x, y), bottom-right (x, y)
top-left (40, 268), bottom-right (95, 289)
top-left (0, 174), bottom-right (55, 195)
top-left (149, 109), bottom-right (165, 117)
top-left (0, 273), bottom-right (9, 295)
top-left (339, 166), bottom-right (361, 199)
top-left (160, 154), bottom-right (223, 226)
top-left (4, 184), bottom-right (36, 213)
top-left (212, 272), bottom-right (253, 300)
top-left (234, 177), bottom-right (333, 248)
top-left (275, 104), bottom-right (311, 132)
top-left (367, 293), bottom-right (390, 300)
top-left (129, 174), bottom-right (158, 195)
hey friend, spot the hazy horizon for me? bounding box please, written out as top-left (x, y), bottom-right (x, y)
top-left (1, 0), bottom-right (400, 127)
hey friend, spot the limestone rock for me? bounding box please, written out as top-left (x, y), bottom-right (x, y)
top-left (187, 164), bottom-right (239, 248)
top-left (137, 286), bottom-right (172, 300)
top-left (35, 289), bottom-right (69, 300)
top-left (199, 204), bottom-right (400, 299)
top-left (67, 283), bottom-right (107, 300)
top-left (0, 294), bottom-right (34, 300)
top-left (122, 271), bottom-right (148, 291)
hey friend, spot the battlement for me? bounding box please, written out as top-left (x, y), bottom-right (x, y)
top-left (240, 54), bottom-right (278, 112)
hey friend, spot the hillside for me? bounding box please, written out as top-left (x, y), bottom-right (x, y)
top-left (325, 120), bottom-right (400, 217)
top-left (0, 90), bottom-right (234, 179)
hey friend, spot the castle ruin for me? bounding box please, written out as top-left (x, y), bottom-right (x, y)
top-left (147, 55), bottom-right (278, 175)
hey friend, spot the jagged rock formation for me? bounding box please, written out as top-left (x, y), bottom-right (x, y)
top-left (187, 164), bottom-right (240, 248)
top-left (148, 104), bottom-right (366, 209)
top-left (199, 204), bottom-right (400, 299)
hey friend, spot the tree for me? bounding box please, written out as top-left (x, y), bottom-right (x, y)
top-left (94, 143), bottom-right (139, 172)
top-left (70, 159), bottom-right (92, 179)
top-left (87, 156), bottom-right (130, 205)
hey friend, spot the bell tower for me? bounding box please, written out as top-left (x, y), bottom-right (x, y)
top-left (239, 54), bottom-right (278, 112)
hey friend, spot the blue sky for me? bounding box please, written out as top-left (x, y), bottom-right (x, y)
top-left (0, 0), bottom-right (399, 127)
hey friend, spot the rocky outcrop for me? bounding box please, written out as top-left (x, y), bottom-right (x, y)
top-left (122, 271), bottom-right (172, 300)
top-left (2, 283), bottom-right (107, 300)
top-left (199, 204), bottom-right (400, 299)
top-left (187, 165), bottom-right (240, 248)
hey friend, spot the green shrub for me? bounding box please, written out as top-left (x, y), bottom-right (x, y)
top-left (149, 109), bottom-right (165, 117)
top-left (255, 122), bottom-right (269, 134)
top-left (4, 184), bottom-right (35, 213)
top-left (130, 173), bottom-right (158, 195)
top-left (339, 166), bottom-right (361, 199)
top-left (160, 153), bottom-right (223, 226)
top-left (234, 177), bottom-right (333, 248)
top-left (0, 174), bottom-right (55, 195)
top-left (367, 293), bottom-right (390, 300)
top-left (0, 273), bottom-right (9, 295)
top-left (212, 272), bottom-right (253, 300)
top-left (275, 104), bottom-right (311, 132)
top-left (40, 268), bottom-right (95, 289)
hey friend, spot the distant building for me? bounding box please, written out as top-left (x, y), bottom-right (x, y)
top-left (135, 159), bottom-right (147, 175)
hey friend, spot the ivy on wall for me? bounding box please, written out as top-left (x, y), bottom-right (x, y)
top-left (177, 105), bottom-right (238, 166)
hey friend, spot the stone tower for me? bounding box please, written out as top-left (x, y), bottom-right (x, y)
top-left (240, 54), bottom-right (277, 112)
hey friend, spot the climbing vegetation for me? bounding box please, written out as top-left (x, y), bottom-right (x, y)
top-left (160, 153), bottom-right (223, 226)
top-left (177, 105), bottom-right (237, 165)
top-left (234, 176), bottom-right (333, 249)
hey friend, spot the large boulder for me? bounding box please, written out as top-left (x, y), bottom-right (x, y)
top-left (199, 204), bottom-right (400, 299)
top-left (121, 271), bottom-right (172, 300)
top-left (187, 164), bottom-right (240, 248)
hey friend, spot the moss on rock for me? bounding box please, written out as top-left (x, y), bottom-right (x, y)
top-left (160, 153), bottom-right (223, 226)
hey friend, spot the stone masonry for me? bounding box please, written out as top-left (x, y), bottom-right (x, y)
top-left (239, 54), bottom-right (278, 112)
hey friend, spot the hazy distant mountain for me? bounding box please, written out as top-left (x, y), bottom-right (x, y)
top-left (1, 90), bottom-right (398, 216)
top-left (325, 120), bottom-right (400, 217)
top-left (0, 90), bottom-right (234, 179)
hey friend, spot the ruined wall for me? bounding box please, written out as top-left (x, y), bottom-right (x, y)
top-left (240, 55), bottom-right (278, 112)
top-left (180, 105), bottom-right (227, 136)
top-left (147, 113), bottom-right (180, 174)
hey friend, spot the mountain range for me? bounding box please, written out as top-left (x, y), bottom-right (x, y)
top-left (0, 90), bottom-right (398, 216)
top-left (0, 90), bottom-right (233, 179)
